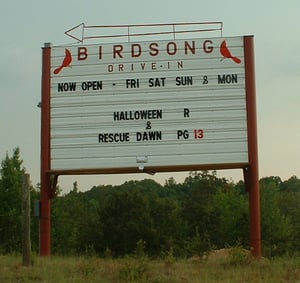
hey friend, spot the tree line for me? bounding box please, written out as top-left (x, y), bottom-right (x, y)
top-left (0, 148), bottom-right (299, 257)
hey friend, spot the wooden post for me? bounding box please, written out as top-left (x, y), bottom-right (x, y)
top-left (22, 173), bottom-right (31, 266)
top-left (244, 36), bottom-right (261, 257)
top-left (40, 43), bottom-right (52, 256)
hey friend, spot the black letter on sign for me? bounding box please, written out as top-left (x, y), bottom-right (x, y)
top-left (184, 108), bottom-right (190, 118)
top-left (146, 121), bottom-right (152, 130)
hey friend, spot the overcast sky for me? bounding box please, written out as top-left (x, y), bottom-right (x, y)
top-left (1, 1), bottom-right (299, 192)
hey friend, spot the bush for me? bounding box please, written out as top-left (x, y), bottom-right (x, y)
top-left (228, 246), bottom-right (252, 266)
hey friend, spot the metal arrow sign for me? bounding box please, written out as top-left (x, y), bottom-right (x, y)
top-left (65, 23), bottom-right (84, 42)
top-left (65, 22), bottom-right (223, 43)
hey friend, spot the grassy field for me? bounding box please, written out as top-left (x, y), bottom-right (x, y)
top-left (0, 252), bottom-right (299, 283)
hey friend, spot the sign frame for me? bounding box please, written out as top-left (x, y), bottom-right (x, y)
top-left (40, 34), bottom-right (260, 257)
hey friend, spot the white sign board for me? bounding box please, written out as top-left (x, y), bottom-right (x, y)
top-left (50, 36), bottom-right (248, 173)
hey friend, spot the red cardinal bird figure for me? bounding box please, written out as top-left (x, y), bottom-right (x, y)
top-left (54, 48), bottom-right (72, 74)
top-left (220, 40), bottom-right (241, 64)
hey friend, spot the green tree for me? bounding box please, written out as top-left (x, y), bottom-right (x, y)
top-left (278, 191), bottom-right (300, 252)
top-left (148, 190), bottom-right (183, 256)
top-left (260, 179), bottom-right (293, 256)
top-left (280, 176), bottom-right (300, 192)
top-left (49, 172), bottom-right (300, 258)
top-left (209, 184), bottom-right (249, 248)
top-left (277, 176), bottom-right (300, 254)
top-left (182, 171), bottom-right (227, 237)
top-left (0, 148), bottom-right (25, 253)
top-left (99, 185), bottom-right (154, 256)
top-left (86, 179), bottom-right (183, 257)
top-left (52, 182), bottom-right (102, 255)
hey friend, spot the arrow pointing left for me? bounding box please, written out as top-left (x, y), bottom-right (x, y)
top-left (65, 23), bottom-right (84, 42)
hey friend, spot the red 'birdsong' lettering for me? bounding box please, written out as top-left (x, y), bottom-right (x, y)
top-left (77, 40), bottom-right (214, 60)
top-left (78, 47), bottom-right (88, 60)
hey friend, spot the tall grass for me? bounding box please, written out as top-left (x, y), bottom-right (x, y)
top-left (0, 252), bottom-right (299, 283)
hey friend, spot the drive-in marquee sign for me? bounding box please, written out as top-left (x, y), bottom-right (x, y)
top-left (46, 36), bottom-right (249, 174)
top-left (40, 23), bottom-right (260, 258)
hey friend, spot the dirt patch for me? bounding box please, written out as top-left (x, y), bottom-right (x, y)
top-left (206, 248), bottom-right (230, 261)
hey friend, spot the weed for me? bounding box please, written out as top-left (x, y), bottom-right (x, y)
top-left (119, 258), bottom-right (148, 282)
top-left (0, 253), bottom-right (300, 283)
top-left (227, 246), bottom-right (252, 266)
top-left (134, 239), bottom-right (147, 259)
top-left (77, 259), bottom-right (96, 279)
top-left (163, 247), bottom-right (176, 267)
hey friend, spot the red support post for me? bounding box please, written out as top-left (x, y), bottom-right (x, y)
top-left (244, 36), bottom-right (261, 257)
top-left (40, 43), bottom-right (52, 256)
